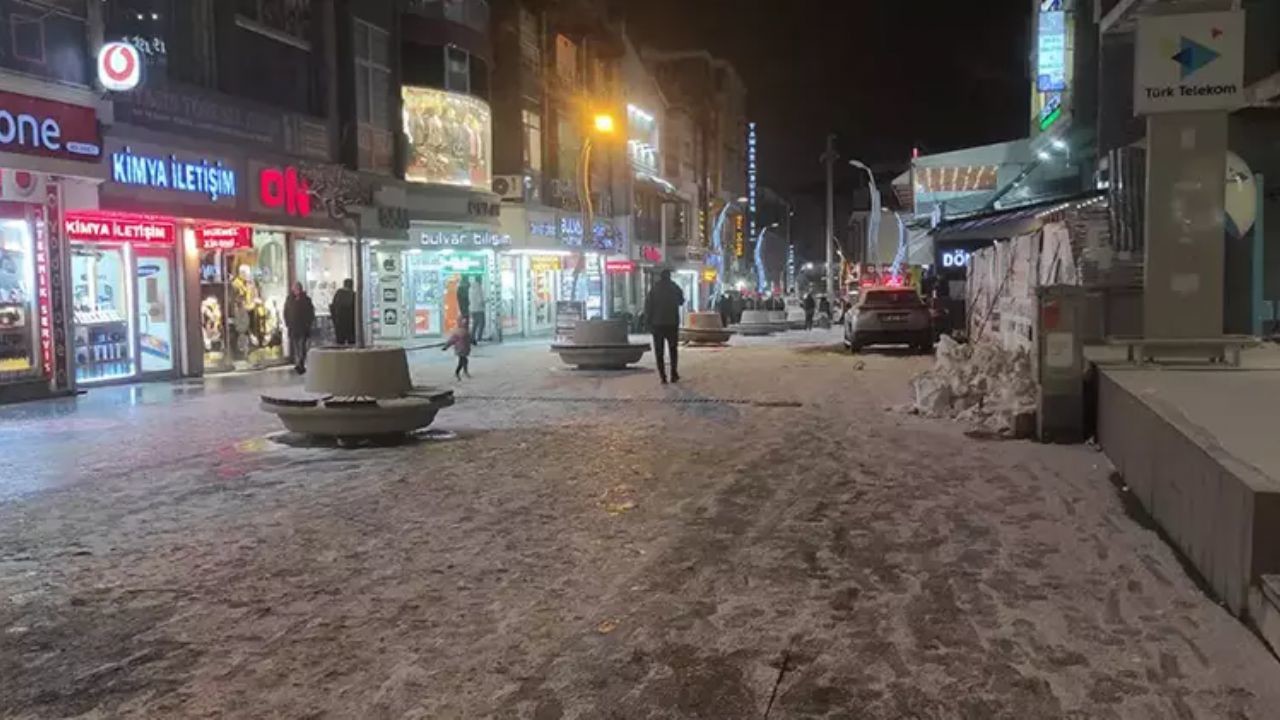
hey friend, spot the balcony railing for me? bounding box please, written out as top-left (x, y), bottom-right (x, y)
top-left (406, 0), bottom-right (490, 34)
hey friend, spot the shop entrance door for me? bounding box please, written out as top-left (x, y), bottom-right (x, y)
top-left (134, 252), bottom-right (176, 375)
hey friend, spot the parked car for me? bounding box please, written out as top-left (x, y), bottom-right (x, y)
top-left (843, 287), bottom-right (934, 353)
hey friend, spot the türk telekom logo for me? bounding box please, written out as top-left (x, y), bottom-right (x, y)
top-left (258, 166), bottom-right (312, 217)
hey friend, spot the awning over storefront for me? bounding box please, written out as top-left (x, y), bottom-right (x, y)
top-left (931, 193), bottom-right (1104, 242)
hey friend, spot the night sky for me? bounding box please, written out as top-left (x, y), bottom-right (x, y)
top-left (623, 0), bottom-right (1036, 257)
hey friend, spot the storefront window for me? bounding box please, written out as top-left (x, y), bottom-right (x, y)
top-left (526, 255), bottom-right (562, 334)
top-left (561, 253), bottom-right (603, 319)
top-left (199, 229), bottom-right (288, 371)
top-left (295, 238), bottom-right (354, 345)
top-left (0, 219), bottom-right (37, 379)
top-left (402, 87), bottom-right (492, 189)
top-left (72, 245), bottom-right (134, 383)
top-left (499, 254), bottom-right (521, 336)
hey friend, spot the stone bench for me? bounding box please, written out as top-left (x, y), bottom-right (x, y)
top-left (1104, 335), bottom-right (1260, 367)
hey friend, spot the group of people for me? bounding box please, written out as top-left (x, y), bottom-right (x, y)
top-left (282, 279), bottom-right (357, 374)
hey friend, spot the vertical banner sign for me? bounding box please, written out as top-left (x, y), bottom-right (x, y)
top-left (747, 121), bottom-right (758, 240)
top-left (32, 205), bottom-right (52, 380)
top-left (733, 214), bottom-right (745, 257)
top-left (46, 183), bottom-right (69, 390)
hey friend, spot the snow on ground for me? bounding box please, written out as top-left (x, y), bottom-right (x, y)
top-left (0, 330), bottom-right (1277, 719)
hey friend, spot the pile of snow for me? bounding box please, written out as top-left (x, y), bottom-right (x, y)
top-left (908, 335), bottom-right (1038, 438)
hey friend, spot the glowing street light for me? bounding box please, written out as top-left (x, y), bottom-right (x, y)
top-left (593, 113), bottom-right (616, 135)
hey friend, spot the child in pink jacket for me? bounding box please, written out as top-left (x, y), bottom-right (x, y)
top-left (443, 317), bottom-right (472, 380)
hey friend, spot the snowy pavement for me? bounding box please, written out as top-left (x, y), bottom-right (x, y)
top-left (1, 331), bottom-right (1278, 719)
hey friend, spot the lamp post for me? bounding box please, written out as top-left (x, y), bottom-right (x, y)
top-left (754, 221), bottom-right (779, 293)
top-left (849, 159), bottom-right (880, 268)
top-left (575, 112), bottom-right (616, 310)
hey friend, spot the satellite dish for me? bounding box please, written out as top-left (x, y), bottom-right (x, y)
top-left (1225, 151), bottom-right (1256, 240)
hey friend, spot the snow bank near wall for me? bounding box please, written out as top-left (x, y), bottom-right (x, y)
top-left (908, 335), bottom-right (1037, 438)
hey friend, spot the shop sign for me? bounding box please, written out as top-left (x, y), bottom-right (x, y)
top-left (467, 199), bottom-right (501, 218)
top-left (733, 214), bottom-right (745, 257)
top-left (747, 121), bottom-right (758, 238)
top-left (36, 184), bottom-right (69, 388)
top-left (0, 169), bottom-right (46, 201)
top-left (65, 212), bottom-right (176, 245)
top-left (605, 260), bottom-right (636, 274)
top-left (376, 251), bottom-right (404, 339)
top-left (420, 229), bottom-right (510, 247)
top-left (257, 165), bottom-right (312, 217)
top-left (439, 254), bottom-right (487, 274)
top-left (111, 146), bottom-right (237, 202)
top-left (640, 245), bottom-right (663, 263)
top-left (377, 206), bottom-right (410, 231)
top-left (113, 86), bottom-right (331, 161)
top-left (197, 224), bottom-right (252, 250)
top-left (99, 41), bottom-right (142, 92)
top-left (941, 249), bottom-right (971, 269)
top-left (529, 256), bottom-right (562, 274)
top-left (1036, 10), bottom-right (1067, 93)
top-left (529, 218), bottom-right (557, 240)
top-left (1135, 11), bottom-right (1245, 114)
top-left (0, 91), bottom-right (101, 162)
top-left (701, 268), bottom-right (718, 283)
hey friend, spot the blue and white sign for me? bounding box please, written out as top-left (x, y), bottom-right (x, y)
top-left (110, 145), bottom-right (237, 202)
top-left (1037, 11), bottom-right (1067, 93)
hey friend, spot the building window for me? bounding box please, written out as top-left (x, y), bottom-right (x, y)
top-left (445, 46), bottom-right (470, 93)
top-left (522, 109), bottom-right (542, 173)
top-left (236, 0), bottom-right (312, 47)
top-left (554, 34), bottom-right (578, 85)
top-left (354, 20), bottom-right (391, 128)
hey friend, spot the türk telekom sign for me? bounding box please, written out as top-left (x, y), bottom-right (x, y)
top-left (0, 91), bottom-right (101, 162)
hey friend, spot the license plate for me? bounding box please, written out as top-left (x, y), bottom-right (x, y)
top-left (882, 314), bottom-right (907, 322)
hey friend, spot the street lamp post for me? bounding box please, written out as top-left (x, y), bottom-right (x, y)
top-left (575, 113), bottom-right (616, 310)
top-left (849, 159), bottom-right (880, 268)
top-left (754, 221), bottom-right (779, 293)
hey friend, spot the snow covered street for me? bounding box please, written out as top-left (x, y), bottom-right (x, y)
top-left (1, 331), bottom-right (1277, 719)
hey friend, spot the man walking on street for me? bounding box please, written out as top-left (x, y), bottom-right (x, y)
top-left (284, 282), bottom-right (315, 374)
top-left (803, 292), bottom-right (816, 331)
top-left (330, 278), bottom-right (356, 345)
top-left (470, 275), bottom-right (487, 344)
top-left (644, 268), bottom-right (684, 384)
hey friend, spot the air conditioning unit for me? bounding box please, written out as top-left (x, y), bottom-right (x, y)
top-left (492, 175), bottom-right (526, 201)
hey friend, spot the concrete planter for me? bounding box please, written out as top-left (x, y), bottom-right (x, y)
top-left (551, 319), bottom-right (649, 369)
top-left (680, 311), bottom-right (734, 345)
top-left (261, 347), bottom-right (453, 438)
top-left (733, 309), bottom-right (782, 336)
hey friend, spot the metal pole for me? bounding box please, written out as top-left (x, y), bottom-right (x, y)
top-left (823, 134), bottom-right (836, 299)
top-left (353, 214), bottom-right (366, 348)
top-left (1253, 174), bottom-right (1266, 336)
top-left (785, 204), bottom-right (793, 293)
top-left (575, 138), bottom-right (593, 305)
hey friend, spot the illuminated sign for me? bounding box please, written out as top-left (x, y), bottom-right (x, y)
top-left (733, 214), bottom-right (745, 257)
top-left (529, 256), bottom-right (563, 274)
top-left (0, 91), bottom-right (100, 161)
top-left (439, 254), bottom-right (487, 273)
top-left (701, 268), bottom-right (718, 283)
top-left (420, 229), bottom-right (510, 247)
top-left (197, 225), bottom-right (253, 250)
top-left (641, 245), bottom-right (662, 263)
top-left (1135, 11), bottom-right (1245, 114)
top-left (34, 209), bottom-right (52, 378)
top-left (747, 121), bottom-right (758, 239)
top-left (605, 260), bottom-right (636, 274)
top-left (98, 42), bottom-right (142, 92)
top-left (1037, 11), bottom-right (1067, 92)
top-left (941, 249), bottom-right (971, 269)
top-left (258, 165), bottom-right (311, 217)
top-left (111, 146), bottom-right (237, 202)
top-left (65, 213), bottom-right (177, 244)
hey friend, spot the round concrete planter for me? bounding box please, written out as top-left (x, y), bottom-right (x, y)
top-left (261, 347), bottom-right (453, 438)
top-left (680, 311), bottom-right (734, 345)
top-left (551, 319), bottom-right (650, 369)
top-left (734, 309), bottom-right (780, 336)
top-left (786, 310), bottom-right (807, 329)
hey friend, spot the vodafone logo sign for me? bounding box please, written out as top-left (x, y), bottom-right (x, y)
top-left (98, 42), bottom-right (141, 92)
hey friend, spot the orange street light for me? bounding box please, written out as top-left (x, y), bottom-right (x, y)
top-left (593, 113), bottom-right (616, 135)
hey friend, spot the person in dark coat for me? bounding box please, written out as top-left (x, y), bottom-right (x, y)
top-left (329, 278), bottom-right (356, 345)
top-left (716, 293), bottom-right (732, 328)
top-left (456, 276), bottom-right (471, 319)
top-left (284, 282), bottom-right (316, 374)
top-left (802, 292), bottom-right (816, 331)
top-left (818, 296), bottom-right (831, 319)
top-left (644, 269), bottom-right (685, 384)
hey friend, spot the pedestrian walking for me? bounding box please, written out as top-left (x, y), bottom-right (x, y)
top-left (456, 276), bottom-right (471, 319)
top-left (284, 282), bottom-right (315, 374)
top-left (442, 316), bottom-right (472, 380)
top-left (470, 275), bottom-right (487, 344)
top-left (803, 292), bottom-right (816, 331)
top-left (329, 278), bottom-right (356, 345)
top-left (644, 268), bottom-right (684, 384)
top-left (716, 292), bottom-right (732, 327)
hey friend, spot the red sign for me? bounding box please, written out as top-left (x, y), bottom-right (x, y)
top-left (641, 245), bottom-right (663, 263)
top-left (0, 91), bottom-right (101, 162)
top-left (259, 165), bottom-right (312, 217)
top-left (197, 224), bottom-right (252, 250)
top-left (605, 259), bottom-right (636, 274)
top-left (65, 212), bottom-right (176, 245)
